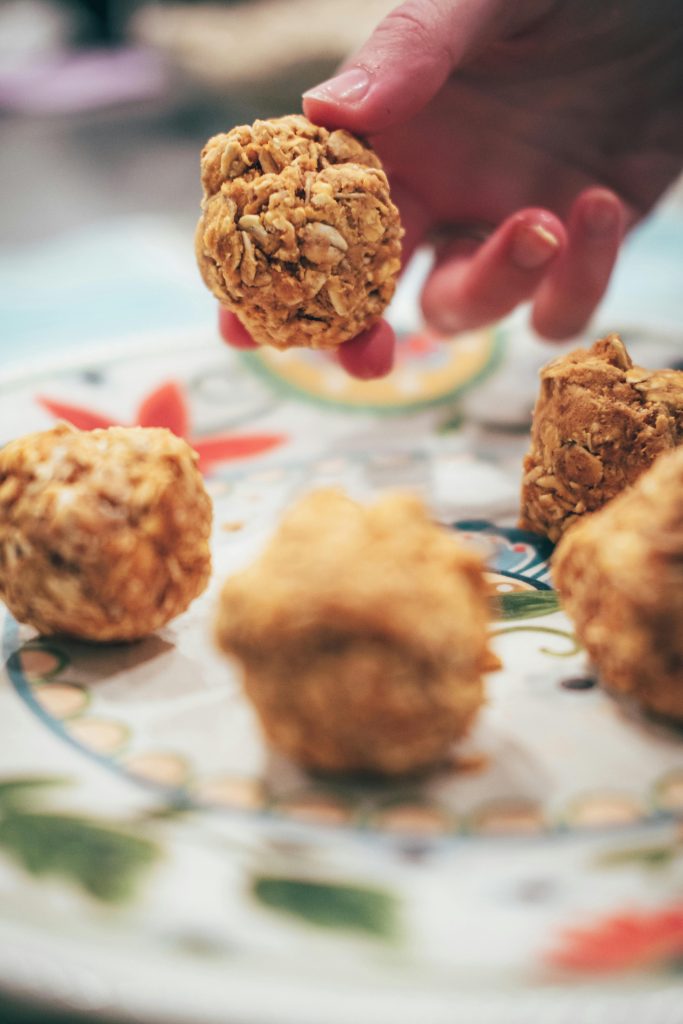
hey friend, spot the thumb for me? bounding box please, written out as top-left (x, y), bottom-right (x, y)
top-left (303, 0), bottom-right (539, 134)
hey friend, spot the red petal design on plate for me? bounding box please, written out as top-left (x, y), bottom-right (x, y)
top-left (546, 906), bottom-right (683, 973)
top-left (401, 332), bottom-right (439, 358)
top-left (192, 434), bottom-right (284, 471)
top-left (136, 381), bottom-right (190, 437)
top-left (37, 397), bottom-right (118, 431)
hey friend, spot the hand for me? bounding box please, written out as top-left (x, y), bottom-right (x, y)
top-left (222, 0), bottom-right (683, 378)
top-left (218, 306), bottom-right (398, 379)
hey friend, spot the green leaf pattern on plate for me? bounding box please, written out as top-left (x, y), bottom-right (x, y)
top-left (252, 876), bottom-right (398, 941)
top-left (0, 776), bottom-right (159, 903)
top-left (493, 591), bottom-right (561, 621)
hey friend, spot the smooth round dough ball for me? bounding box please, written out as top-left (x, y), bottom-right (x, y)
top-left (553, 446), bottom-right (683, 720)
top-left (0, 425), bottom-right (212, 642)
top-left (215, 489), bottom-right (492, 775)
top-left (196, 115), bottom-right (403, 350)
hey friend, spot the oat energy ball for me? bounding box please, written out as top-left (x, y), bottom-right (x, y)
top-left (553, 447), bottom-right (683, 721)
top-left (0, 425), bottom-right (212, 642)
top-left (195, 115), bottom-right (403, 350)
top-left (520, 334), bottom-right (683, 542)
top-left (215, 489), bottom-right (493, 775)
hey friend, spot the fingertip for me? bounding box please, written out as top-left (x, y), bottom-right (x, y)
top-left (337, 320), bottom-right (396, 380)
top-left (508, 214), bottom-right (564, 271)
top-left (421, 209), bottom-right (567, 336)
top-left (301, 0), bottom-right (459, 134)
top-left (302, 94), bottom-right (357, 133)
top-left (531, 188), bottom-right (625, 341)
top-left (303, 66), bottom-right (441, 135)
top-left (220, 306), bottom-right (396, 376)
top-left (511, 208), bottom-right (566, 236)
top-left (302, 67), bottom-right (374, 131)
top-left (574, 187), bottom-right (625, 239)
top-left (529, 306), bottom-right (585, 343)
top-left (218, 307), bottom-right (259, 349)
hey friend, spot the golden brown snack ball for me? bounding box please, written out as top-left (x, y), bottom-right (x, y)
top-left (215, 489), bottom-right (493, 776)
top-left (520, 334), bottom-right (683, 542)
top-left (195, 114), bottom-right (403, 350)
top-left (553, 446), bottom-right (683, 721)
top-left (0, 425), bottom-right (212, 642)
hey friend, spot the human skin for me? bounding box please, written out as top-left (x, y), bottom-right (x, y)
top-left (219, 0), bottom-right (683, 378)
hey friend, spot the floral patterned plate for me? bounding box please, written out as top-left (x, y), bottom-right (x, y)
top-left (241, 324), bottom-right (502, 413)
top-left (1, 331), bottom-right (682, 1024)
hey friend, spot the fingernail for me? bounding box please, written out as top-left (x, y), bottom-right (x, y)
top-left (303, 67), bottom-right (371, 105)
top-left (581, 195), bottom-right (621, 237)
top-left (511, 223), bottom-right (560, 270)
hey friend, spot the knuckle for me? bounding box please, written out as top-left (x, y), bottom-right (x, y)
top-left (375, 0), bottom-right (456, 68)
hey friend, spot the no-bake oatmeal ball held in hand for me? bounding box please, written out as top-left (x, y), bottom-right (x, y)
top-left (196, 115), bottom-right (403, 350)
top-left (0, 425), bottom-right (212, 642)
top-left (215, 0), bottom-right (682, 379)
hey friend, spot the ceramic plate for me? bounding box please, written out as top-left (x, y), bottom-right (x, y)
top-left (241, 325), bottom-right (502, 413)
top-left (1, 331), bottom-right (682, 1024)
